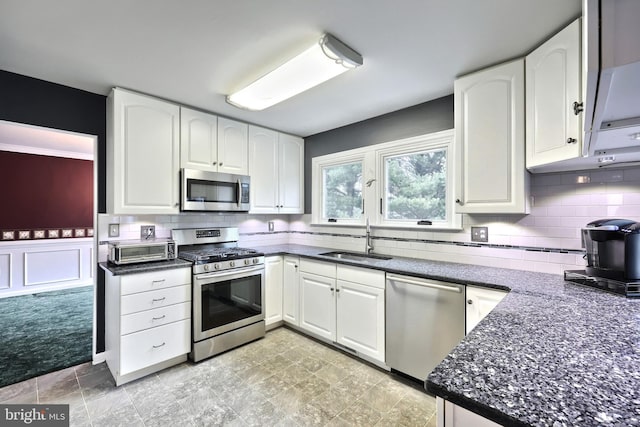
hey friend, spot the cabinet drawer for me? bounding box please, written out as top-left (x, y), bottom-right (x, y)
top-left (299, 259), bottom-right (336, 277)
top-left (337, 265), bottom-right (385, 289)
top-left (121, 302), bottom-right (191, 335)
top-left (121, 285), bottom-right (191, 315)
top-left (120, 268), bottom-right (191, 296)
top-left (120, 319), bottom-right (190, 375)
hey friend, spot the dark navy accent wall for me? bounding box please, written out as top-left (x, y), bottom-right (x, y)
top-left (0, 69), bottom-right (107, 353)
top-left (303, 94), bottom-right (454, 213)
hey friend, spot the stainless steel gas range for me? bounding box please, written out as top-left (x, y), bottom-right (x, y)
top-left (171, 227), bottom-right (265, 362)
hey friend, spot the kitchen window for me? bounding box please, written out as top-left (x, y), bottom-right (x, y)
top-left (313, 129), bottom-right (460, 229)
top-left (376, 131), bottom-right (458, 228)
top-left (313, 152), bottom-right (366, 225)
top-left (322, 161), bottom-right (363, 221)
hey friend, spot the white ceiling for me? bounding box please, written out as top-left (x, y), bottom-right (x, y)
top-left (0, 0), bottom-right (581, 137)
top-left (0, 121), bottom-right (95, 160)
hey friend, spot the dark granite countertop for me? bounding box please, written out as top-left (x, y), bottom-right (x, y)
top-left (256, 244), bottom-right (640, 427)
top-left (99, 259), bottom-right (192, 275)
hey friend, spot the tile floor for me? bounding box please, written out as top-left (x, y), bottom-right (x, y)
top-left (0, 327), bottom-right (437, 426)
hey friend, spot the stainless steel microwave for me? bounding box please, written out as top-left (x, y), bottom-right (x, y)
top-left (181, 169), bottom-right (250, 212)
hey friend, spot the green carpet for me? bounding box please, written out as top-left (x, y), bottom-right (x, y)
top-left (0, 286), bottom-right (93, 388)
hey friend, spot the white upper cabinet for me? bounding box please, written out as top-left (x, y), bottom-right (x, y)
top-left (526, 18), bottom-right (582, 170)
top-left (181, 111), bottom-right (248, 175)
top-left (454, 59), bottom-right (529, 214)
top-left (278, 133), bottom-right (305, 214)
top-left (217, 117), bottom-right (249, 175)
top-left (249, 125), bottom-right (304, 214)
top-left (107, 88), bottom-right (180, 214)
top-left (180, 107), bottom-right (218, 172)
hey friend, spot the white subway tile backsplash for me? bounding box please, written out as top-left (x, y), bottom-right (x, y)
top-left (591, 169), bottom-right (624, 183)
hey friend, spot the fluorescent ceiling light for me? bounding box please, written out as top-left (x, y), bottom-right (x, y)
top-left (226, 34), bottom-right (363, 111)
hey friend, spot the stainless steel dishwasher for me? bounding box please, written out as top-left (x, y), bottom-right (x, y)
top-left (386, 274), bottom-right (465, 381)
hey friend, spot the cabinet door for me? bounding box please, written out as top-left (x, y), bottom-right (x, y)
top-left (278, 134), bottom-right (304, 214)
top-left (299, 272), bottom-right (336, 341)
top-left (439, 398), bottom-right (502, 427)
top-left (108, 88), bottom-right (180, 214)
top-left (180, 107), bottom-right (218, 172)
top-left (282, 256), bottom-right (299, 326)
top-left (217, 117), bottom-right (248, 175)
top-left (526, 18), bottom-right (582, 169)
top-left (336, 280), bottom-right (385, 362)
top-left (465, 286), bottom-right (507, 334)
top-left (248, 125), bottom-right (279, 213)
top-left (265, 256), bottom-right (283, 326)
top-left (454, 59), bottom-right (528, 214)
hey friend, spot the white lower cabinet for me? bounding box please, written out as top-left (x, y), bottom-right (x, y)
top-left (282, 256), bottom-right (300, 326)
top-left (336, 264), bottom-right (385, 362)
top-left (437, 397), bottom-right (501, 427)
top-left (298, 260), bottom-right (386, 364)
top-left (105, 267), bottom-right (191, 385)
top-left (465, 286), bottom-right (507, 334)
top-left (265, 256), bottom-right (284, 327)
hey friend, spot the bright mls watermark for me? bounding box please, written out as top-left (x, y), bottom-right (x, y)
top-left (1, 405), bottom-right (69, 426)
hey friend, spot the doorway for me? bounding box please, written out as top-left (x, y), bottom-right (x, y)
top-left (0, 120), bottom-right (97, 387)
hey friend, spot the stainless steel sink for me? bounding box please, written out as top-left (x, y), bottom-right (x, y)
top-left (319, 251), bottom-right (392, 262)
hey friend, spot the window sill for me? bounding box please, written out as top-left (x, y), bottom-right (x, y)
top-left (310, 223), bottom-right (463, 232)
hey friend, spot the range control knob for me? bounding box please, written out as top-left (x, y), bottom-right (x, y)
top-left (252, 258), bottom-right (258, 264)
top-left (214, 263), bottom-right (220, 270)
top-left (230, 261), bottom-right (235, 268)
top-left (244, 259), bottom-right (250, 265)
top-left (204, 264), bottom-right (210, 272)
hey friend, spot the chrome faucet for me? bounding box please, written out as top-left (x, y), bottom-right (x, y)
top-left (365, 217), bottom-right (374, 254)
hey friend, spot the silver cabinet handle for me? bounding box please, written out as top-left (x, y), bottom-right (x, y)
top-left (152, 297), bottom-right (166, 303)
top-left (152, 279), bottom-right (166, 285)
top-left (573, 101), bottom-right (583, 115)
top-left (152, 315), bottom-right (166, 321)
top-left (153, 342), bottom-right (166, 348)
top-left (212, 161), bottom-right (217, 165)
top-left (387, 274), bottom-right (463, 293)
top-left (330, 287), bottom-right (334, 291)
top-left (219, 162), bottom-right (223, 166)
top-left (567, 138), bottom-right (577, 144)
top-left (467, 299), bottom-right (473, 305)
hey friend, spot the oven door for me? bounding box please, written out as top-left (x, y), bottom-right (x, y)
top-left (193, 265), bottom-right (264, 342)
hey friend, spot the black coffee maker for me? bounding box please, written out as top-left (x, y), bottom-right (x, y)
top-left (582, 219), bottom-right (640, 281)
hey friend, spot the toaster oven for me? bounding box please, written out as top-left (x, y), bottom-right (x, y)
top-left (108, 239), bottom-right (177, 265)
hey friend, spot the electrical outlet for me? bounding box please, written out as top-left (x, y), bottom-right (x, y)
top-left (108, 224), bottom-right (120, 238)
top-left (471, 226), bottom-right (488, 242)
top-left (140, 225), bottom-right (156, 239)
top-left (268, 221), bottom-right (274, 232)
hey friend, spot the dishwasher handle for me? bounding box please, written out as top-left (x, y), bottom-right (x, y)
top-left (387, 274), bottom-right (463, 293)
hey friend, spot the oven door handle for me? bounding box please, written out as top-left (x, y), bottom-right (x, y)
top-left (194, 265), bottom-right (264, 282)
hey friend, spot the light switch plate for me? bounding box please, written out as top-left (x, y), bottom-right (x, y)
top-left (108, 223), bottom-right (120, 238)
top-left (268, 221), bottom-right (274, 232)
top-left (140, 225), bottom-right (155, 239)
top-left (471, 226), bottom-right (488, 242)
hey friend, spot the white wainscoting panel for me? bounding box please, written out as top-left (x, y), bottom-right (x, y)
top-left (25, 249), bottom-right (81, 286)
top-left (0, 238), bottom-right (93, 297)
top-left (0, 254), bottom-right (11, 289)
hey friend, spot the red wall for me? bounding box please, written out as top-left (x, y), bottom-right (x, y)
top-left (0, 151), bottom-right (93, 229)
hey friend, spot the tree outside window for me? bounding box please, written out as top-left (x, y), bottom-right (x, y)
top-left (322, 162), bottom-right (363, 220)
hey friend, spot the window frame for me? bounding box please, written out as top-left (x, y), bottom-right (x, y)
top-left (375, 131), bottom-right (459, 229)
top-left (312, 151), bottom-right (368, 226)
top-left (312, 129), bottom-right (461, 230)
